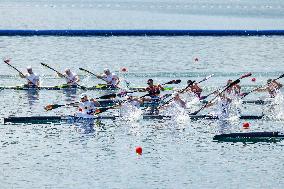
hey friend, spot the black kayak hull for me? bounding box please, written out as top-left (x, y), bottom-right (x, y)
top-left (3, 114), bottom-right (264, 124)
top-left (213, 132), bottom-right (284, 143)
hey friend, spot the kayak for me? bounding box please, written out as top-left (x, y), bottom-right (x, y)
top-left (201, 99), bottom-right (271, 105)
top-left (0, 84), bottom-right (99, 90)
top-left (97, 100), bottom-right (161, 108)
top-left (0, 84), bottom-right (118, 91)
top-left (0, 84), bottom-right (173, 91)
top-left (3, 114), bottom-right (264, 124)
top-left (213, 132), bottom-right (284, 143)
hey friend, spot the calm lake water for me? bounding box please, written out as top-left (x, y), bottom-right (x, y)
top-left (0, 1), bottom-right (284, 188)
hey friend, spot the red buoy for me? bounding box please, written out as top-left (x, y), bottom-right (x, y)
top-left (121, 67), bottom-right (127, 72)
top-left (251, 78), bottom-right (256, 82)
top-left (136, 146), bottom-right (142, 155)
top-left (194, 58), bottom-right (199, 62)
top-left (243, 122), bottom-right (250, 129)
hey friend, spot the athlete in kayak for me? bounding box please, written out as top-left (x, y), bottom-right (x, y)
top-left (226, 79), bottom-right (241, 97)
top-left (19, 66), bottom-right (40, 87)
top-left (119, 93), bottom-right (144, 117)
top-left (186, 80), bottom-right (203, 99)
top-left (206, 92), bottom-right (232, 120)
top-left (162, 92), bottom-right (186, 109)
top-left (125, 93), bottom-right (144, 108)
top-left (96, 68), bottom-right (120, 88)
top-left (254, 79), bottom-right (283, 98)
top-left (76, 93), bottom-right (101, 118)
top-left (145, 79), bottom-right (164, 98)
top-left (144, 79), bottom-right (164, 114)
top-left (57, 68), bottom-right (80, 86)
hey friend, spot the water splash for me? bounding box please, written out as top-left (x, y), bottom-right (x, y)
top-left (269, 92), bottom-right (284, 120)
top-left (163, 101), bottom-right (190, 125)
top-left (119, 102), bottom-right (143, 122)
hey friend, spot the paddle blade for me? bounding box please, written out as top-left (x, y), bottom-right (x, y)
top-left (163, 86), bottom-right (174, 91)
top-left (240, 92), bottom-right (249, 97)
top-left (228, 79), bottom-right (240, 88)
top-left (277, 74), bottom-right (284, 80)
top-left (3, 59), bottom-right (11, 64)
top-left (95, 107), bottom-right (113, 114)
top-left (95, 109), bottom-right (102, 114)
top-left (187, 80), bottom-right (195, 86)
top-left (98, 93), bottom-right (117, 99)
top-left (79, 85), bottom-right (87, 90)
top-left (40, 62), bottom-right (48, 67)
top-left (240, 72), bottom-right (252, 79)
top-left (44, 104), bottom-right (63, 111)
top-left (165, 79), bottom-right (181, 84)
top-left (174, 79), bottom-right (181, 84)
top-left (44, 105), bottom-right (53, 111)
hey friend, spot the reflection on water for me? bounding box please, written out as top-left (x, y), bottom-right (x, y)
top-left (0, 31), bottom-right (283, 188)
top-left (261, 92), bottom-right (284, 120)
top-left (62, 88), bottom-right (77, 100)
top-left (73, 120), bottom-right (95, 134)
top-left (26, 89), bottom-right (39, 106)
top-left (217, 120), bottom-right (233, 134)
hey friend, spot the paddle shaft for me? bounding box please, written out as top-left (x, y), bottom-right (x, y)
top-left (4, 60), bottom-right (35, 84)
top-left (94, 80), bottom-right (178, 113)
top-left (79, 67), bottom-right (108, 83)
top-left (202, 73), bottom-right (251, 100)
top-left (190, 79), bottom-right (241, 115)
top-left (79, 68), bottom-right (98, 77)
top-left (157, 74), bottom-right (215, 109)
top-left (178, 74), bottom-right (214, 95)
top-left (241, 73), bottom-right (284, 99)
top-left (41, 63), bottom-right (85, 89)
top-left (157, 80), bottom-right (196, 109)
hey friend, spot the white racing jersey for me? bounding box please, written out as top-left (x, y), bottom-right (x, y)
top-left (65, 72), bottom-right (77, 85)
top-left (76, 101), bottom-right (98, 118)
top-left (25, 73), bottom-right (39, 85)
top-left (103, 73), bottom-right (119, 86)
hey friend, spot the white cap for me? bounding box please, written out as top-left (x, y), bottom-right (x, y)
top-left (104, 68), bottom-right (110, 72)
top-left (65, 68), bottom-right (70, 72)
top-left (80, 93), bottom-right (87, 98)
top-left (27, 66), bottom-right (32, 70)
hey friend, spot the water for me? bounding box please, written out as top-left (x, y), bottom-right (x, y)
top-left (1, 1), bottom-right (284, 188)
top-left (0, 0), bottom-right (284, 29)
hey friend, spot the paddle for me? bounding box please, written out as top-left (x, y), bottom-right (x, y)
top-left (241, 73), bottom-right (284, 99)
top-left (41, 63), bottom-right (86, 90)
top-left (3, 59), bottom-right (35, 84)
top-left (79, 67), bottom-right (106, 82)
top-left (190, 73), bottom-right (252, 115)
top-left (158, 74), bottom-right (214, 109)
top-left (95, 93), bottom-right (150, 114)
top-left (95, 79), bottom-right (182, 100)
top-left (190, 79), bottom-right (241, 115)
top-left (163, 79), bottom-right (181, 85)
top-left (89, 83), bottom-right (176, 114)
top-left (200, 72), bottom-right (252, 100)
top-left (44, 102), bottom-right (78, 111)
top-left (81, 84), bottom-right (179, 115)
top-left (44, 93), bottom-right (118, 111)
top-left (157, 80), bottom-right (196, 109)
